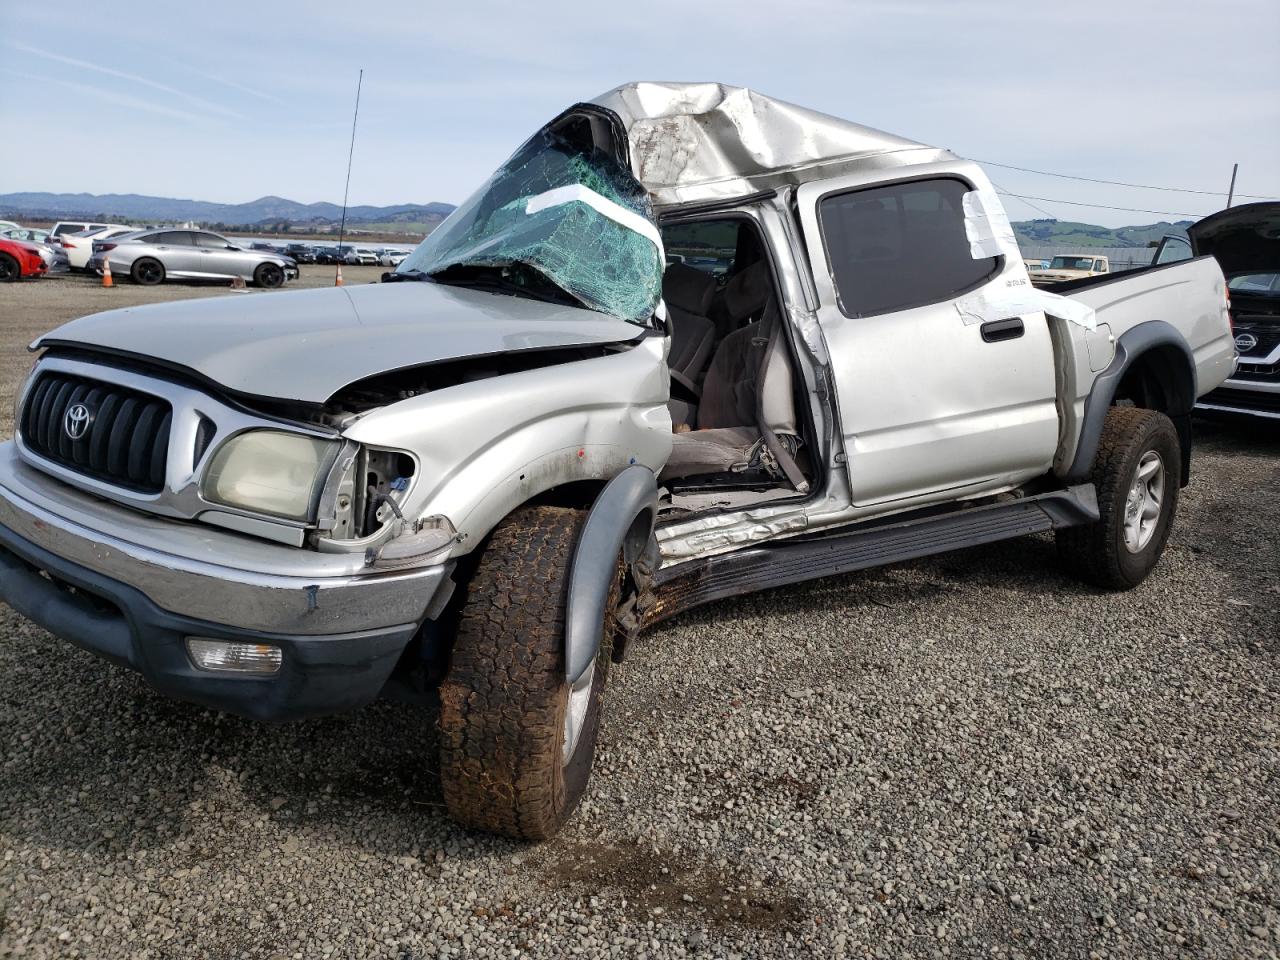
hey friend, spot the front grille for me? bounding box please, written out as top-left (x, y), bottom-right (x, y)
top-left (1234, 316), bottom-right (1280, 359)
top-left (1199, 386), bottom-right (1280, 416)
top-left (1235, 362), bottom-right (1278, 382)
top-left (20, 372), bottom-right (172, 493)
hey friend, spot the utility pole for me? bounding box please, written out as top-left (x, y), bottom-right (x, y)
top-left (1226, 163), bottom-right (1238, 209)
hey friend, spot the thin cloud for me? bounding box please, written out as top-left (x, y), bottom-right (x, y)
top-left (172, 62), bottom-right (289, 106)
top-left (35, 72), bottom-right (204, 123)
top-left (8, 41), bottom-right (240, 120)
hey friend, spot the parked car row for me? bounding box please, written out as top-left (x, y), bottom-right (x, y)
top-left (0, 218), bottom-right (417, 284)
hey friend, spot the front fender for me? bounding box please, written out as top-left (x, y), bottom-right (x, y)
top-left (564, 465), bottom-right (658, 685)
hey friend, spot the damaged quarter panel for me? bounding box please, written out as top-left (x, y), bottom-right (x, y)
top-left (340, 335), bottom-right (672, 555)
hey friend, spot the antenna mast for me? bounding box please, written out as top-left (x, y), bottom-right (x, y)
top-left (335, 68), bottom-right (364, 287)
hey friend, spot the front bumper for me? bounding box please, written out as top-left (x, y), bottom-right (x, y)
top-left (0, 443), bottom-right (448, 720)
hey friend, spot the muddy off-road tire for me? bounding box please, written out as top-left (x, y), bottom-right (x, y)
top-left (1057, 406), bottom-right (1181, 590)
top-left (438, 505), bottom-right (618, 840)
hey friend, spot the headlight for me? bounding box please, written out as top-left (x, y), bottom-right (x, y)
top-left (203, 430), bottom-right (336, 521)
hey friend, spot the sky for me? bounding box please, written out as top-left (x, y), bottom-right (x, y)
top-left (1, 0), bottom-right (1277, 227)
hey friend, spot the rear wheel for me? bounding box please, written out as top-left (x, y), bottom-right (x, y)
top-left (0, 253), bottom-right (18, 282)
top-left (438, 505), bottom-right (618, 840)
top-left (254, 262), bottom-right (285, 288)
top-left (131, 257), bottom-right (164, 286)
top-left (1056, 406), bottom-right (1181, 589)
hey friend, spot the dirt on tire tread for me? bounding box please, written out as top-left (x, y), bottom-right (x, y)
top-left (438, 505), bottom-right (586, 840)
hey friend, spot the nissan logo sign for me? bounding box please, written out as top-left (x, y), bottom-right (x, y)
top-left (63, 403), bottom-right (91, 441)
top-left (1234, 332), bottom-right (1258, 353)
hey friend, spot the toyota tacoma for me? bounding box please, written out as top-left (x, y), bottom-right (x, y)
top-left (0, 82), bottom-right (1236, 839)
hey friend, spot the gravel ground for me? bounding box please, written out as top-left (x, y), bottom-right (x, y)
top-left (1, 272), bottom-right (1277, 959)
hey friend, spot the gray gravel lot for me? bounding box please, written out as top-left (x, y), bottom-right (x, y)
top-left (1, 273), bottom-right (1278, 958)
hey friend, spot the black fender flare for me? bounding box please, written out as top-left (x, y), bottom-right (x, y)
top-left (1066, 320), bottom-right (1197, 484)
top-left (564, 465), bottom-right (658, 685)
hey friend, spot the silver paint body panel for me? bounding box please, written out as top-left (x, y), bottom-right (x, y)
top-left (35, 280), bottom-right (646, 404)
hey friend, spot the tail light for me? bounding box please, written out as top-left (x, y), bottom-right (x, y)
top-left (62, 239), bottom-right (78, 249)
top-left (97, 243), bottom-right (117, 252)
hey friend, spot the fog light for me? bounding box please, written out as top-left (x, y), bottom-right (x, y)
top-left (186, 638), bottom-right (283, 674)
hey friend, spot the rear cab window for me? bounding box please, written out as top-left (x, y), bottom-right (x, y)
top-left (817, 177), bottom-right (999, 317)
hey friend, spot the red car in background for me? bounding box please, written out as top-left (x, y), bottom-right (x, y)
top-left (0, 237), bottom-right (49, 282)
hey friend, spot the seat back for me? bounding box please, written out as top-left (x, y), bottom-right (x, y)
top-left (662, 263), bottom-right (717, 384)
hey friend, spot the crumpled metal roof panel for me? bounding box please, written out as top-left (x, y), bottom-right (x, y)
top-left (590, 81), bottom-right (948, 206)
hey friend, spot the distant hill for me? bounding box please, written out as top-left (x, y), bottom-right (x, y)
top-left (0, 192), bottom-right (1193, 250)
top-left (0, 192), bottom-right (456, 230)
top-left (1012, 218), bottom-right (1191, 249)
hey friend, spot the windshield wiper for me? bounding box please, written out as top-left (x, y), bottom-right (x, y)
top-left (382, 268), bottom-right (430, 283)
top-left (429, 266), bottom-right (584, 308)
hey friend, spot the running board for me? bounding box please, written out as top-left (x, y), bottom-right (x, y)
top-left (647, 484), bottom-right (1098, 625)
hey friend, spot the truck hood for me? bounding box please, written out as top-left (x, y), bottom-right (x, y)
top-left (35, 281), bottom-right (647, 404)
top-left (1187, 201), bottom-right (1280, 276)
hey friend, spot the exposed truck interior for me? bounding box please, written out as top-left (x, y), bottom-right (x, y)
top-left (656, 216), bottom-right (814, 514)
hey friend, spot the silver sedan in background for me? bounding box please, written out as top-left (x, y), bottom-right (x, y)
top-left (88, 229), bottom-right (298, 287)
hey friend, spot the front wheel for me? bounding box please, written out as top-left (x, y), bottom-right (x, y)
top-left (254, 262), bottom-right (285, 288)
top-left (131, 257), bottom-right (165, 286)
top-left (1056, 406), bottom-right (1181, 589)
top-left (0, 253), bottom-right (19, 282)
top-left (438, 505), bottom-right (617, 840)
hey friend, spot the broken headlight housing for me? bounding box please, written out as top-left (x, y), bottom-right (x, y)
top-left (202, 429), bottom-right (338, 522)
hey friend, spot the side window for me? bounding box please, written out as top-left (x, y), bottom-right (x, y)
top-left (1096, 260), bottom-right (1107, 273)
top-left (193, 232), bottom-right (227, 247)
top-left (1152, 235), bottom-right (1192, 265)
top-left (153, 231), bottom-right (193, 245)
top-left (661, 220), bottom-right (739, 278)
top-left (53, 224), bottom-right (77, 236)
top-left (818, 178), bottom-right (999, 317)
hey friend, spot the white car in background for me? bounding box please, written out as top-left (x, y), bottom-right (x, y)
top-left (378, 249), bottom-right (411, 267)
top-left (47, 221), bottom-right (127, 240)
top-left (345, 247), bottom-right (381, 265)
top-left (62, 226), bottom-right (139, 271)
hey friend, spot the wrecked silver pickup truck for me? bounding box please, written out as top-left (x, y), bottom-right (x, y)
top-left (0, 83), bottom-right (1236, 839)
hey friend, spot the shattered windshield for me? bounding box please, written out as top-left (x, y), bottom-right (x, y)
top-left (398, 127), bottom-right (663, 324)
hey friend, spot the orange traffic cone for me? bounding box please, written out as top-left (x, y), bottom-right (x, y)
top-left (101, 257), bottom-right (113, 288)
top-left (335, 264), bottom-right (344, 287)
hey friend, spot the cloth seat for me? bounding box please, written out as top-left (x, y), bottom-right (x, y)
top-left (662, 262), bottom-right (803, 485)
top-left (662, 263), bottom-right (717, 427)
top-left (663, 263), bottom-right (717, 386)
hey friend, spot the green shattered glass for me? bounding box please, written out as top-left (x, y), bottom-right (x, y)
top-left (398, 129), bottom-right (662, 324)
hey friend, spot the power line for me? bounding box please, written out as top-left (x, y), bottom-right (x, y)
top-left (972, 158), bottom-right (1279, 201)
top-left (993, 190), bottom-right (1210, 219)
top-left (988, 179), bottom-right (1056, 219)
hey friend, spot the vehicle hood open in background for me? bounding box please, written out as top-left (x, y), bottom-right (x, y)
top-left (1187, 201), bottom-right (1280, 277)
top-left (35, 282), bottom-right (645, 404)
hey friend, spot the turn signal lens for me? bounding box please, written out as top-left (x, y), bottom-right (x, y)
top-left (186, 638), bottom-right (283, 674)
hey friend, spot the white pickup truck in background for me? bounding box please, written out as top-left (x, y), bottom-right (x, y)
top-left (0, 82), bottom-right (1237, 840)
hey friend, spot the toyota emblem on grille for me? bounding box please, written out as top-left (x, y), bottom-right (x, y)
top-left (63, 403), bottom-right (91, 440)
top-left (1234, 332), bottom-right (1259, 353)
